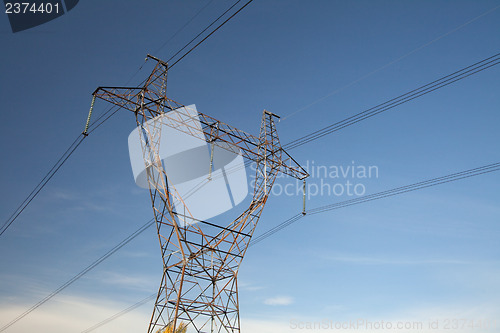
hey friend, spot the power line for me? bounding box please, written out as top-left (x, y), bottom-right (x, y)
top-left (79, 162), bottom-right (500, 331)
top-left (0, 98), bottom-right (135, 239)
top-left (175, 51), bottom-right (500, 187)
top-left (307, 163), bottom-right (500, 215)
top-left (0, 219), bottom-right (155, 332)
top-left (249, 213), bottom-right (305, 246)
top-left (165, 0), bottom-right (244, 64)
top-left (250, 162), bottom-right (500, 245)
top-left (153, 0), bottom-right (216, 56)
top-left (79, 294), bottom-right (157, 333)
top-left (283, 53), bottom-right (500, 150)
top-left (0, 134), bottom-right (86, 237)
top-left (80, 294), bottom-right (156, 333)
top-left (169, 0), bottom-right (254, 69)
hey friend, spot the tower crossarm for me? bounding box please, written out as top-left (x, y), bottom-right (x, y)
top-left (198, 114), bottom-right (308, 180)
top-left (92, 86), bottom-right (144, 112)
top-left (92, 86), bottom-right (185, 116)
top-left (275, 148), bottom-right (309, 180)
top-left (92, 87), bottom-right (309, 180)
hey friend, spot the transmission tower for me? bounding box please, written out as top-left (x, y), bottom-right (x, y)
top-left (88, 55), bottom-right (308, 333)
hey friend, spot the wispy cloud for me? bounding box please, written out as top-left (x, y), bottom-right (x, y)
top-left (44, 187), bottom-right (124, 214)
top-left (0, 294), bottom-right (151, 333)
top-left (89, 271), bottom-right (157, 292)
top-left (119, 249), bottom-right (154, 259)
top-left (264, 296), bottom-right (294, 306)
top-left (49, 188), bottom-right (78, 201)
top-left (238, 281), bottom-right (265, 291)
top-left (245, 285), bottom-right (265, 291)
top-left (322, 253), bottom-right (473, 266)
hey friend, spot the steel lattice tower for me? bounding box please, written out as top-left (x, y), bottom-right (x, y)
top-left (90, 55), bottom-right (308, 333)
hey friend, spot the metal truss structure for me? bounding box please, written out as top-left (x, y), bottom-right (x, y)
top-left (89, 55), bottom-right (308, 333)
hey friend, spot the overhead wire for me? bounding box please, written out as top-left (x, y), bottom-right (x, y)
top-left (169, 0), bottom-right (254, 69)
top-left (153, 0), bottom-right (216, 56)
top-left (0, 71), bottom-right (143, 239)
top-left (250, 162), bottom-right (500, 245)
top-left (0, 134), bottom-right (86, 237)
top-left (173, 51), bottom-right (500, 190)
top-left (80, 294), bottom-right (157, 333)
top-left (283, 53), bottom-right (500, 150)
top-left (307, 163), bottom-right (500, 215)
top-left (165, 0), bottom-right (244, 64)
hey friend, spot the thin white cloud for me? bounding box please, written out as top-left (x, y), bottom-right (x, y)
top-left (238, 281), bottom-right (265, 291)
top-left (264, 296), bottom-right (294, 306)
top-left (0, 294), bottom-right (151, 333)
top-left (245, 285), bottom-right (265, 291)
top-left (119, 249), bottom-right (154, 259)
top-left (44, 186), bottom-right (125, 213)
top-left (322, 253), bottom-right (473, 265)
top-left (89, 271), bottom-right (157, 292)
top-left (49, 188), bottom-right (77, 201)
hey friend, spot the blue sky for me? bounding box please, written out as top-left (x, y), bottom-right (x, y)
top-left (1, 1), bottom-right (500, 332)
